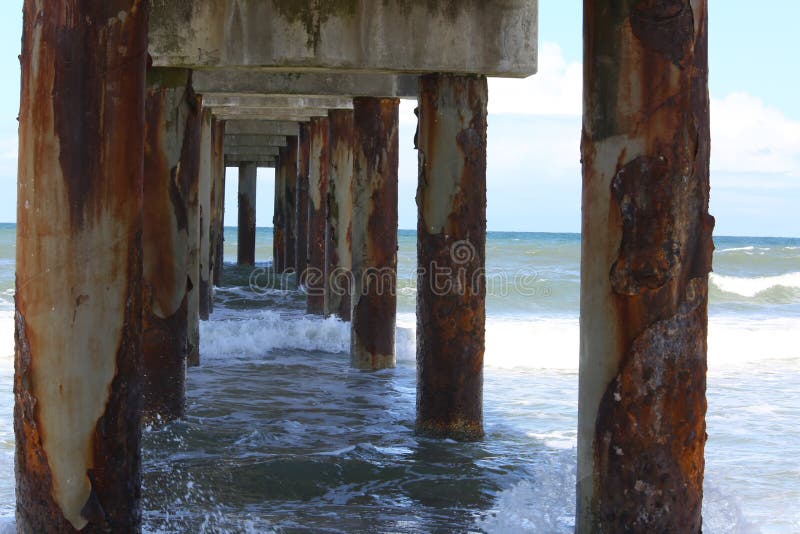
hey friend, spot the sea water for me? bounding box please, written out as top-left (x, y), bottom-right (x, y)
top-left (0, 224), bottom-right (798, 532)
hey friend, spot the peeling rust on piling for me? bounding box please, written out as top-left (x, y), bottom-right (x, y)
top-left (306, 117), bottom-right (330, 315)
top-left (351, 98), bottom-right (399, 370)
top-left (416, 74), bottom-right (487, 441)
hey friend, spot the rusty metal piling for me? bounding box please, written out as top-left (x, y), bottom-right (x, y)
top-left (273, 152), bottom-right (286, 273)
top-left (198, 109), bottom-right (213, 321)
top-left (306, 117), bottom-right (330, 314)
top-left (237, 163), bottom-right (257, 266)
top-left (325, 110), bottom-right (355, 320)
top-left (577, 1), bottom-right (714, 532)
top-left (15, 1), bottom-right (148, 530)
top-left (351, 98), bottom-right (400, 370)
top-left (415, 74), bottom-right (487, 441)
top-left (296, 124), bottom-right (311, 281)
top-left (283, 137), bottom-right (299, 276)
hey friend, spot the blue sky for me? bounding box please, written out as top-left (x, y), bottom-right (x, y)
top-left (1, 1), bottom-right (798, 236)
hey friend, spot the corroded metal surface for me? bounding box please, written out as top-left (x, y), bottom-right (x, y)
top-left (143, 69), bottom-right (195, 422)
top-left (182, 93), bottom-right (203, 368)
top-left (198, 108), bottom-right (213, 321)
top-left (209, 118), bottom-right (225, 300)
top-left (306, 117), bottom-right (330, 315)
top-left (577, 1), bottom-right (714, 532)
top-left (237, 163), bottom-right (257, 266)
top-left (296, 124), bottom-right (311, 280)
top-left (416, 74), bottom-right (487, 441)
top-left (283, 137), bottom-right (299, 275)
top-left (351, 98), bottom-right (399, 370)
top-left (15, 1), bottom-right (148, 530)
top-left (325, 110), bottom-right (355, 320)
top-left (273, 148), bottom-right (287, 273)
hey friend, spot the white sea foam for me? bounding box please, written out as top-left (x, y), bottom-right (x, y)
top-left (710, 271), bottom-right (800, 297)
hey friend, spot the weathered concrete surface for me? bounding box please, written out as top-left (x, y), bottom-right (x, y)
top-left (238, 163), bottom-right (257, 266)
top-left (577, 2), bottom-right (714, 532)
top-left (306, 117), bottom-right (330, 315)
top-left (351, 98), bottom-right (399, 370)
top-left (296, 124), bottom-right (311, 281)
top-left (193, 71), bottom-right (419, 97)
top-left (225, 156), bottom-right (276, 168)
top-left (225, 146), bottom-right (280, 157)
top-left (416, 74), bottom-right (487, 441)
top-left (143, 69), bottom-right (195, 423)
top-left (273, 153), bottom-right (286, 273)
top-left (210, 107), bottom-right (326, 121)
top-left (283, 138), bottom-right (300, 274)
top-left (325, 110), bottom-right (355, 320)
top-left (210, 119), bottom-right (226, 291)
top-left (149, 0), bottom-right (538, 77)
top-left (226, 134), bottom-right (288, 148)
top-left (198, 109), bottom-right (213, 321)
top-left (225, 120), bottom-right (300, 136)
top-left (202, 94), bottom-right (353, 110)
top-left (15, 1), bottom-right (147, 530)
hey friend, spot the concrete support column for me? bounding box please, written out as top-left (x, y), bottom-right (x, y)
top-left (15, 1), bottom-right (147, 530)
top-left (577, 2), bottom-right (714, 532)
top-left (283, 136), bottom-right (299, 275)
top-left (237, 163), bottom-right (257, 266)
top-left (198, 109), bottom-right (213, 320)
top-left (142, 69), bottom-right (195, 422)
top-left (306, 117), bottom-right (330, 314)
top-left (325, 109), bottom-right (355, 320)
top-left (296, 123), bottom-right (311, 281)
top-left (415, 74), bottom-right (487, 441)
top-left (351, 98), bottom-right (399, 370)
top-left (273, 153), bottom-right (286, 273)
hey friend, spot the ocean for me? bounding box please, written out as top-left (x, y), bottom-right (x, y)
top-left (0, 224), bottom-right (798, 532)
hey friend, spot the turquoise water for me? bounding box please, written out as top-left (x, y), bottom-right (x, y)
top-left (0, 224), bottom-right (799, 532)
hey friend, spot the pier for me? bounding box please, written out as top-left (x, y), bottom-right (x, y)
top-left (14, 1), bottom-right (711, 532)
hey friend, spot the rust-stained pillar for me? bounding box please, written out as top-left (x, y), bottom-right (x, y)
top-left (142, 69), bottom-right (196, 422)
top-left (15, 1), bottom-right (147, 530)
top-left (296, 123), bottom-right (311, 281)
top-left (273, 152), bottom-right (286, 273)
top-left (416, 74), bottom-right (487, 441)
top-left (237, 163), bottom-right (257, 266)
top-left (577, 2), bottom-right (714, 532)
top-left (325, 109), bottom-right (354, 320)
top-left (198, 109), bottom-right (213, 320)
top-left (209, 119), bottom-right (225, 302)
top-left (283, 136), bottom-right (299, 275)
top-left (351, 98), bottom-right (399, 370)
top-left (306, 117), bottom-right (330, 315)
top-left (183, 95), bottom-right (203, 368)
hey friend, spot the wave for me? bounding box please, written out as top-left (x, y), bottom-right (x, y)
top-left (710, 272), bottom-right (800, 298)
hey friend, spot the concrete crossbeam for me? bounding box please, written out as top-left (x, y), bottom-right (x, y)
top-left (203, 94), bottom-right (352, 110)
top-left (193, 71), bottom-right (419, 98)
top-left (225, 134), bottom-right (288, 148)
top-left (225, 157), bottom-right (276, 168)
top-left (209, 107), bottom-right (325, 121)
top-left (225, 146), bottom-right (280, 157)
top-left (149, 0), bottom-right (538, 77)
top-left (225, 121), bottom-right (300, 136)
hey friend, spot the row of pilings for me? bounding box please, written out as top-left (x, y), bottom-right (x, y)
top-left (14, 1), bottom-right (712, 532)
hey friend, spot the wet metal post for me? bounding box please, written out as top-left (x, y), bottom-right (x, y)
top-left (306, 117), bottom-right (330, 315)
top-left (15, 1), bottom-right (147, 530)
top-left (416, 74), bottom-right (487, 441)
top-left (198, 109), bottom-right (213, 320)
top-left (296, 124), bottom-right (312, 281)
top-left (210, 118), bottom-right (225, 296)
top-left (326, 109), bottom-right (355, 320)
top-left (238, 163), bottom-right (257, 266)
top-left (577, 1), bottom-right (713, 532)
top-left (142, 69), bottom-right (195, 422)
top-left (183, 93), bottom-right (203, 368)
top-left (273, 150), bottom-right (286, 273)
top-left (351, 98), bottom-right (400, 370)
top-left (283, 136), bottom-right (299, 276)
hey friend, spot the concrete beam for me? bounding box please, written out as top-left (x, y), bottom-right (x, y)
top-left (225, 157), bottom-right (276, 168)
top-left (225, 121), bottom-right (300, 136)
top-left (193, 71), bottom-right (419, 98)
top-left (225, 146), bottom-right (280, 157)
top-left (209, 108), bottom-right (325, 121)
top-left (203, 94), bottom-right (352, 110)
top-left (149, 0), bottom-right (538, 77)
top-left (577, 2), bottom-right (713, 532)
top-left (225, 134), bottom-right (288, 148)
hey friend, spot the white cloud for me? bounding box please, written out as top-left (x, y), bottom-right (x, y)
top-left (711, 93), bottom-right (800, 177)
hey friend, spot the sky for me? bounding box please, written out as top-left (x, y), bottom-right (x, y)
top-left (1, 1), bottom-right (798, 237)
